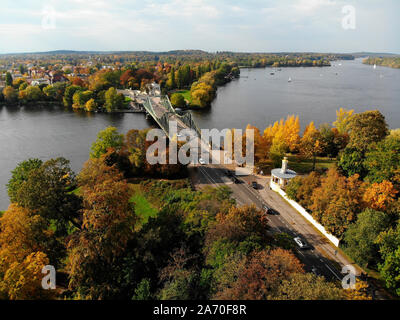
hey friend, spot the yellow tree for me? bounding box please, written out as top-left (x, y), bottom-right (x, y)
top-left (344, 279), bottom-right (372, 300)
top-left (363, 181), bottom-right (398, 211)
top-left (283, 115), bottom-right (300, 152)
top-left (299, 122), bottom-right (323, 171)
top-left (0, 205), bottom-right (54, 300)
top-left (1, 252), bottom-right (53, 300)
top-left (333, 108), bottom-right (354, 134)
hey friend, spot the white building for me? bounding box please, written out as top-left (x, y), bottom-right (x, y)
top-left (270, 157), bottom-right (297, 190)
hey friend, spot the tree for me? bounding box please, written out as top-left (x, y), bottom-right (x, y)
top-left (283, 115), bottom-right (300, 152)
top-left (68, 162), bottom-right (135, 299)
top-left (6, 158), bottom-right (43, 203)
top-left (19, 86), bottom-right (43, 102)
top-left (14, 157), bottom-right (82, 232)
top-left (299, 122), bottom-right (323, 170)
top-left (343, 279), bottom-right (372, 300)
top-left (364, 136), bottom-right (400, 185)
top-left (205, 205), bottom-right (270, 249)
top-left (85, 98), bottom-right (96, 112)
top-left (5, 72), bottom-right (12, 86)
top-left (310, 168), bottom-right (364, 237)
top-left (338, 147), bottom-right (366, 177)
top-left (0, 252), bottom-right (53, 300)
top-left (347, 110), bottom-right (389, 152)
top-left (104, 87), bottom-right (125, 112)
top-left (170, 93), bottom-right (186, 108)
top-left (275, 273), bottom-right (344, 300)
top-left (72, 90), bottom-right (93, 109)
top-left (375, 225), bottom-right (400, 296)
top-left (286, 172), bottom-right (321, 210)
top-left (214, 248), bottom-right (304, 299)
top-left (190, 82), bottom-right (215, 108)
top-left (363, 181), bottom-right (398, 211)
top-left (166, 67), bottom-right (176, 89)
top-left (0, 205), bottom-right (55, 300)
top-left (333, 108), bottom-right (354, 134)
top-left (63, 85), bottom-right (83, 107)
top-left (2, 86), bottom-right (18, 103)
top-left (343, 209), bottom-right (390, 267)
top-left (90, 126), bottom-right (124, 159)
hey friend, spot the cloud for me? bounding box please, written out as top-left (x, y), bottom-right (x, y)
top-left (0, 0), bottom-right (399, 53)
top-left (293, 0), bottom-right (337, 14)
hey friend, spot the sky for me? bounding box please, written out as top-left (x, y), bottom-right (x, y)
top-left (0, 0), bottom-right (399, 54)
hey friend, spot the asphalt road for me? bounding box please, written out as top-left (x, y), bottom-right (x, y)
top-left (194, 164), bottom-right (344, 282)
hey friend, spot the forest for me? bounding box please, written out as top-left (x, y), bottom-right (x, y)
top-left (363, 57), bottom-right (400, 69)
top-left (0, 123), bottom-right (372, 300)
top-left (245, 109), bottom-right (400, 297)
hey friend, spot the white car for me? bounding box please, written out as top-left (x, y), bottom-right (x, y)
top-left (199, 158), bottom-right (206, 165)
top-left (294, 237), bottom-right (309, 249)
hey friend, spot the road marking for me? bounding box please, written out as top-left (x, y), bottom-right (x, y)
top-left (324, 263), bottom-right (342, 280)
top-left (296, 250), bottom-right (305, 257)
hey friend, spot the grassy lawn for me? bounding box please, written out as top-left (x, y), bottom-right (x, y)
top-left (286, 155), bottom-right (336, 174)
top-left (175, 90), bottom-right (192, 103)
top-left (256, 156), bottom-right (336, 175)
top-left (129, 188), bottom-right (158, 225)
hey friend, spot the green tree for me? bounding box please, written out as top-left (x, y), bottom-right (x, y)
top-left (343, 209), bottom-right (390, 267)
top-left (170, 93), bottom-right (185, 108)
top-left (132, 278), bottom-right (152, 300)
top-left (63, 85), bottom-right (83, 107)
top-left (376, 224), bottom-right (400, 296)
top-left (347, 110), bottom-right (389, 152)
top-left (104, 87), bottom-right (124, 112)
top-left (338, 147), bottom-right (366, 177)
top-left (6, 158), bottom-right (43, 203)
top-left (90, 127), bottom-right (124, 159)
top-left (5, 72), bottom-right (12, 86)
top-left (14, 157), bottom-right (82, 232)
top-left (364, 136), bottom-right (400, 184)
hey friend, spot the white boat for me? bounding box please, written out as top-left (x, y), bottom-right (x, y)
top-left (374, 64), bottom-right (377, 69)
top-left (288, 77), bottom-right (292, 82)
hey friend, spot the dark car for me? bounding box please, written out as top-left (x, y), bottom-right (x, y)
top-left (251, 181), bottom-right (258, 189)
top-left (224, 169), bottom-right (232, 176)
top-left (262, 204), bottom-right (273, 215)
top-left (231, 176), bottom-right (240, 184)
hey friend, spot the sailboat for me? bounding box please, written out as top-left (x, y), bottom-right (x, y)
top-left (288, 77), bottom-right (292, 82)
top-left (373, 64), bottom-right (377, 69)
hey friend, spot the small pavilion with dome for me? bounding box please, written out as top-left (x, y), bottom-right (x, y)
top-left (270, 157), bottom-right (297, 190)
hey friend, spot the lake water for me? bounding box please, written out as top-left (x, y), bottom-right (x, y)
top-left (0, 58), bottom-right (399, 209)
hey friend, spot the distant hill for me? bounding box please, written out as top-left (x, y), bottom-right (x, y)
top-left (352, 52), bottom-right (400, 58)
top-left (0, 49), bottom-right (209, 56)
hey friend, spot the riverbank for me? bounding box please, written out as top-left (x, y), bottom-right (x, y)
top-left (363, 57), bottom-right (400, 69)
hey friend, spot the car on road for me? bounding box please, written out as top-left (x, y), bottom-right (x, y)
top-left (262, 204), bottom-right (274, 215)
top-left (294, 236), bottom-right (309, 250)
top-left (199, 158), bottom-right (206, 165)
top-left (224, 169), bottom-right (232, 176)
top-left (231, 176), bottom-right (240, 184)
top-left (251, 181), bottom-right (258, 189)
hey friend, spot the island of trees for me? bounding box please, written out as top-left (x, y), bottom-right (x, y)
top-left (363, 57), bottom-right (400, 69)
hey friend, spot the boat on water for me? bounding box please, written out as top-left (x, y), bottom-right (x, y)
top-left (270, 72), bottom-right (275, 75)
top-left (374, 64), bottom-right (377, 69)
top-left (288, 77), bottom-right (292, 82)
